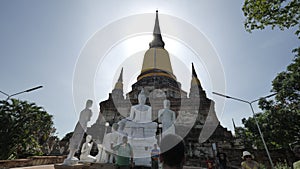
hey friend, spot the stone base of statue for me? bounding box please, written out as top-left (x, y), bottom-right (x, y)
top-left (90, 163), bottom-right (115, 169)
top-left (55, 162), bottom-right (114, 169)
top-left (124, 120), bottom-right (157, 167)
top-left (62, 157), bottom-right (79, 166)
top-left (54, 163), bottom-right (89, 169)
top-left (79, 156), bottom-right (96, 163)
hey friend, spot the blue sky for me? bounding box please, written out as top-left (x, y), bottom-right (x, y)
top-left (0, 1), bottom-right (298, 139)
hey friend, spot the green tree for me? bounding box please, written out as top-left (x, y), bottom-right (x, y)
top-left (234, 126), bottom-right (253, 149)
top-left (241, 112), bottom-right (278, 149)
top-left (60, 132), bottom-right (73, 144)
top-left (259, 50), bottom-right (300, 149)
top-left (0, 99), bottom-right (54, 159)
top-left (242, 0), bottom-right (300, 38)
top-left (41, 130), bottom-right (59, 155)
top-left (59, 131), bottom-right (73, 154)
top-left (242, 0), bottom-right (300, 150)
top-left (241, 50), bottom-right (300, 149)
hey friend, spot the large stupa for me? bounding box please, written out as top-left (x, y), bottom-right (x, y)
top-left (87, 11), bottom-right (233, 166)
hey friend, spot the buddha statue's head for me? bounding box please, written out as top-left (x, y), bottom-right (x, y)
top-left (86, 99), bottom-right (93, 108)
top-left (86, 135), bottom-right (92, 142)
top-left (138, 89), bottom-right (146, 105)
top-left (163, 99), bottom-right (170, 109)
top-left (112, 123), bottom-right (119, 132)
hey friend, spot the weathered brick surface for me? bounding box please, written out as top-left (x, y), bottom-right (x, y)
top-left (0, 156), bottom-right (65, 168)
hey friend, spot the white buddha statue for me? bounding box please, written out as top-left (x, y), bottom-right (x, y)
top-left (95, 144), bottom-right (104, 163)
top-left (63, 100), bottom-right (93, 165)
top-left (80, 135), bottom-right (96, 162)
top-left (128, 89), bottom-right (152, 123)
top-left (101, 123), bottom-right (119, 163)
top-left (158, 99), bottom-right (176, 135)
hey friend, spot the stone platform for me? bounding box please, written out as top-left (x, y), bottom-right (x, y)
top-left (10, 164), bottom-right (205, 169)
top-left (54, 163), bottom-right (115, 169)
top-left (0, 156), bottom-right (65, 168)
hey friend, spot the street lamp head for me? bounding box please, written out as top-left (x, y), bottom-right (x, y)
top-left (25, 86), bottom-right (43, 92)
top-left (212, 92), bottom-right (232, 99)
top-left (2, 85), bottom-right (44, 100)
top-left (212, 91), bottom-right (249, 103)
top-left (105, 122), bottom-right (109, 127)
top-left (264, 93), bottom-right (276, 99)
top-left (251, 93), bottom-right (277, 103)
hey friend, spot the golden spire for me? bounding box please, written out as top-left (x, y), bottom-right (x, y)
top-left (138, 11), bottom-right (176, 81)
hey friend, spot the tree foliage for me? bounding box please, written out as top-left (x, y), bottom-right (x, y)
top-left (241, 49), bottom-right (300, 149)
top-left (234, 126), bottom-right (254, 149)
top-left (242, 0), bottom-right (300, 38)
top-left (260, 49), bottom-right (300, 148)
top-left (242, 0), bottom-right (300, 150)
top-left (41, 134), bottom-right (60, 155)
top-left (60, 132), bottom-right (74, 143)
top-left (58, 131), bottom-right (73, 155)
top-left (0, 99), bottom-right (54, 159)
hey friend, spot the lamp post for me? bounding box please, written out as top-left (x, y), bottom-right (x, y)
top-left (212, 92), bottom-right (275, 169)
top-left (0, 85), bottom-right (43, 101)
top-left (0, 86), bottom-right (43, 112)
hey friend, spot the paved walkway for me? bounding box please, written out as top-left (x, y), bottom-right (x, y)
top-left (11, 164), bottom-right (209, 169)
top-left (12, 164), bottom-right (55, 169)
